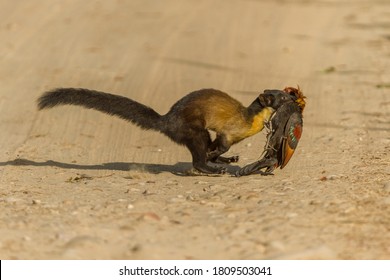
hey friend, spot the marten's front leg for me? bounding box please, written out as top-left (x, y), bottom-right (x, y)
top-left (207, 134), bottom-right (238, 164)
top-left (186, 130), bottom-right (227, 174)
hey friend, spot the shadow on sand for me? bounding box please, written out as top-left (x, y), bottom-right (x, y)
top-left (0, 158), bottom-right (240, 176)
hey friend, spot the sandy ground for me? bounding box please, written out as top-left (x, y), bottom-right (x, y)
top-left (0, 0), bottom-right (389, 260)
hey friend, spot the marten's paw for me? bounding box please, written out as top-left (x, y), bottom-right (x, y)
top-left (212, 155), bottom-right (239, 164)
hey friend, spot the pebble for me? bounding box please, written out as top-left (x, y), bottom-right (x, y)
top-left (227, 213), bottom-right (236, 219)
top-left (231, 227), bottom-right (249, 237)
top-left (23, 236), bottom-right (32, 242)
top-left (268, 241), bottom-right (286, 252)
top-left (276, 245), bottom-right (337, 260)
top-left (344, 206), bottom-right (356, 214)
top-left (205, 201), bottom-right (226, 208)
top-left (2, 197), bottom-right (23, 203)
top-left (245, 191), bottom-right (261, 201)
top-left (382, 197), bottom-right (390, 205)
top-left (32, 199), bottom-right (41, 205)
top-left (127, 204), bottom-right (134, 209)
top-left (326, 175), bottom-right (339, 180)
top-left (62, 200), bottom-right (72, 205)
top-left (142, 212), bottom-right (160, 221)
top-left (320, 175), bottom-right (339, 181)
top-left (255, 243), bottom-right (267, 254)
top-left (64, 235), bottom-right (99, 246)
top-left (286, 212), bottom-right (298, 218)
top-left (186, 195), bottom-right (197, 201)
top-left (169, 196), bottom-right (186, 203)
top-left (195, 181), bottom-right (209, 185)
top-left (383, 182), bottom-right (390, 193)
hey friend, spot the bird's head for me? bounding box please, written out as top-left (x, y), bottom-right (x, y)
top-left (283, 86), bottom-right (306, 112)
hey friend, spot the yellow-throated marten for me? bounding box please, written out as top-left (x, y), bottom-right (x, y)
top-left (37, 88), bottom-right (296, 174)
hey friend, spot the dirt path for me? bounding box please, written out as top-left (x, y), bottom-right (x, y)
top-left (0, 0), bottom-right (389, 259)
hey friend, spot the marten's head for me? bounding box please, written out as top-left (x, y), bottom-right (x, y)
top-left (258, 89), bottom-right (296, 110)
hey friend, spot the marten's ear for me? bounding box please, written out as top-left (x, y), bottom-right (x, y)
top-left (258, 94), bottom-right (270, 107)
top-left (258, 90), bottom-right (276, 107)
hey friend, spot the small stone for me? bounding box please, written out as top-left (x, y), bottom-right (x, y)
top-left (62, 200), bottom-right (72, 205)
top-left (186, 195), bottom-right (197, 201)
top-left (23, 236), bottom-right (32, 242)
top-left (383, 182), bottom-right (390, 193)
top-left (205, 201), bottom-right (226, 208)
top-left (127, 204), bottom-right (134, 209)
top-left (246, 191), bottom-right (260, 201)
top-left (169, 196), bottom-right (186, 203)
top-left (3, 197), bottom-right (23, 203)
top-left (286, 212), bottom-right (298, 218)
top-left (142, 212), bottom-right (160, 221)
top-left (195, 181), bottom-right (209, 185)
top-left (268, 241), bottom-right (286, 252)
top-left (227, 213), bottom-right (236, 219)
top-left (276, 245), bottom-right (337, 259)
top-left (344, 206), bottom-right (356, 214)
top-left (231, 227), bottom-right (249, 237)
top-left (382, 197), bottom-right (390, 205)
top-left (32, 199), bottom-right (41, 205)
top-left (327, 175), bottom-right (339, 180)
top-left (63, 235), bottom-right (101, 249)
top-left (256, 243), bottom-right (267, 254)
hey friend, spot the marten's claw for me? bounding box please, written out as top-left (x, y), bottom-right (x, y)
top-left (227, 156), bottom-right (239, 163)
top-left (213, 155), bottom-right (239, 164)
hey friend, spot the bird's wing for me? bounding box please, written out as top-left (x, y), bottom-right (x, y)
top-left (280, 111), bottom-right (303, 169)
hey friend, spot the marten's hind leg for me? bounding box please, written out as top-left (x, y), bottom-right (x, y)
top-left (207, 134), bottom-right (239, 164)
top-left (186, 130), bottom-right (226, 174)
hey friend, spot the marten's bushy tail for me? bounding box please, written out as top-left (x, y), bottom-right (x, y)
top-left (38, 88), bottom-right (163, 131)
